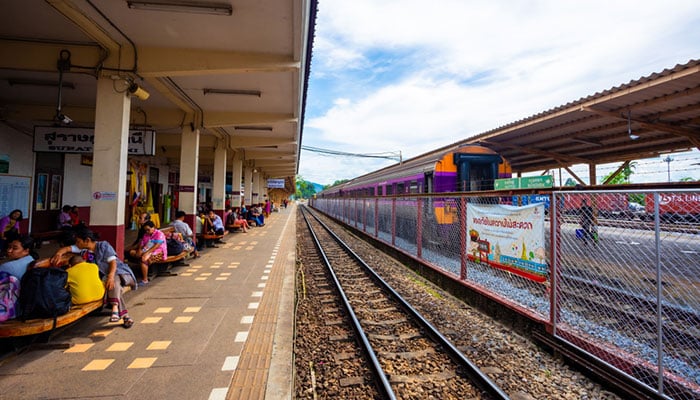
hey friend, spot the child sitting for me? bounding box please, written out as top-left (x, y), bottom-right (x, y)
top-left (66, 255), bottom-right (105, 305)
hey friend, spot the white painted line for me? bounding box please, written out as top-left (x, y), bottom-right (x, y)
top-left (257, 283), bottom-right (266, 288)
top-left (208, 388), bottom-right (228, 400)
top-left (241, 315), bottom-right (254, 324)
top-left (248, 302), bottom-right (259, 309)
top-left (222, 356), bottom-right (239, 371)
top-left (235, 331), bottom-right (249, 342)
top-left (252, 291), bottom-right (263, 297)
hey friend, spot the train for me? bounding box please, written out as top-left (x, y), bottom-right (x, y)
top-left (318, 144), bottom-right (511, 199)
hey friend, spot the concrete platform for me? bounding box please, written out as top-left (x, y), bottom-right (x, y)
top-left (0, 205), bottom-right (297, 400)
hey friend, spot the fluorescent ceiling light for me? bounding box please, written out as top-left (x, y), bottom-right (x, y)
top-left (234, 126), bottom-right (273, 131)
top-left (126, 1), bottom-right (232, 16)
top-left (7, 78), bottom-right (75, 89)
top-left (203, 88), bottom-right (261, 97)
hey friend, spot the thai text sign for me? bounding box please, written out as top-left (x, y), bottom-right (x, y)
top-left (467, 203), bottom-right (548, 282)
top-left (267, 179), bottom-right (285, 188)
top-left (34, 126), bottom-right (156, 155)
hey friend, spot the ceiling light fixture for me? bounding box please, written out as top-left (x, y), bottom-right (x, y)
top-left (234, 126), bottom-right (273, 131)
top-left (7, 78), bottom-right (75, 89)
top-left (203, 88), bottom-right (261, 97)
top-left (126, 1), bottom-right (232, 16)
top-left (627, 110), bottom-right (639, 140)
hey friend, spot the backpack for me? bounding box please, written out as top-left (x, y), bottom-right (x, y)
top-left (0, 271), bottom-right (21, 322)
top-left (18, 268), bottom-right (72, 324)
top-left (166, 237), bottom-right (185, 255)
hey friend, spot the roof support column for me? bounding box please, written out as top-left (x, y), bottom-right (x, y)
top-left (179, 123), bottom-right (200, 229)
top-left (212, 138), bottom-right (227, 217)
top-left (253, 170), bottom-right (261, 204)
top-left (244, 166), bottom-right (253, 206)
top-left (231, 152), bottom-right (243, 207)
top-left (89, 76), bottom-right (130, 256)
top-left (588, 163), bottom-right (597, 185)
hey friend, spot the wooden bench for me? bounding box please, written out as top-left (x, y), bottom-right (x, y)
top-left (127, 226), bottom-right (194, 277)
top-left (0, 255), bottom-right (130, 339)
top-left (30, 230), bottom-right (65, 249)
top-left (196, 232), bottom-right (225, 248)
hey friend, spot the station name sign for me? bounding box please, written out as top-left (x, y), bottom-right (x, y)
top-left (34, 126), bottom-right (156, 155)
top-left (267, 179), bottom-right (285, 189)
top-left (494, 175), bottom-right (553, 190)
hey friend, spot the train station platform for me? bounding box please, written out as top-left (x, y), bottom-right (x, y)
top-left (0, 205), bottom-right (297, 400)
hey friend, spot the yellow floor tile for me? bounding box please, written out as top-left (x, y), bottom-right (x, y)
top-left (180, 273), bottom-right (193, 276)
top-left (245, 246), bottom-right (254, 250)
top-left (200, 272), bottom-right (212, 276)
top-left (106, 342), bottom-right (134, 352)
top-left (220, 272), bottom-right (231, 276)
top-left (128, 357), bottom-right (157, 369)
top-left (82, 359), bottom-right (114, 371)
top-left (64, 343), bottom-right (94, 353)
top-left (141, 317), bottom-right (162, 324)
top-left (147, 341), bottom-right (171, 350)
top-left (184, 306), bottom-right (201, 313)
top-left (195, 277), bottom-right (207, 281)
top-left (174, 316), bottom-right (193, 323)
top-left (213, 261), bottom-right (223, 264)
top-left (154, 307), bottom-right (173, 313)
top-left (210, 265), bottom-right (220, 268)
top-left (250, 241), bottom-right (258, 245)
top-left (215, 277), bottom-right (228, 281)
top-left (90, 329), bottom-right (113, 338)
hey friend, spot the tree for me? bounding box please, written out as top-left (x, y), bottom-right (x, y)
top-left (295, 175), bottom-right (316, 199)
top-left (324, 179), bottom-right (349, 190)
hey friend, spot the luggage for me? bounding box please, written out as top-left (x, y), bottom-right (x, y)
top-left (18, 267), bottom-right (72, 324)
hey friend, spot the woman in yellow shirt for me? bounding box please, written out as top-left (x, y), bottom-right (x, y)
top-left (66, 255), bottom-right (105, 305)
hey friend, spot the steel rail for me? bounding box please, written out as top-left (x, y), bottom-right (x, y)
top-left (303, 206), bottom-right (511, 400)
top-left (300, 207), bottom-right (397, 400)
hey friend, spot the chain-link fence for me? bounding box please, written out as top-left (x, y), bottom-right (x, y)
top-left (312, 189), bottom-right (700, 399)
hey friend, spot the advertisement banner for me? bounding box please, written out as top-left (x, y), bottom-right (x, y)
top-left (34, 126), bottom-right (156, 155)
top-left (467, 203), bottom-right (548, 282)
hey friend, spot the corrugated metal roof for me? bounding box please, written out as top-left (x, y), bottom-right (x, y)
top-left (459, 59), bottom-right (700, 174)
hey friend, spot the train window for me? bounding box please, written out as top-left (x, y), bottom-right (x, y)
top-left (369, 187), bottom-right (375, 196)
top-left (409, 180), bottom-right (418, 193)
top-left (396, 182), bottom-right (405, 194)
top-left (424, 173), bottom-right (433, 193)
top-left (386, 184), bottom-right (393, 195)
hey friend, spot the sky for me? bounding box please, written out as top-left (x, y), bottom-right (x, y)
top-left (299, 0), bottom-right (700, 186)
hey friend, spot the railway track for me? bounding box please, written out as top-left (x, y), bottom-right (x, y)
top-left (297, 207), bottom-right (508, 399)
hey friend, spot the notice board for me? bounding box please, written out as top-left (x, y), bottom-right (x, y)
top-left (0, 175), bottom-right (31, 218)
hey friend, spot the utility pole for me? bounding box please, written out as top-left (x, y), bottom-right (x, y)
top-left (663, 156), bottom-right (673, 182)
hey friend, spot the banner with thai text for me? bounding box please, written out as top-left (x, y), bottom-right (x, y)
top-left (34, 126), bottom-right (156, 155)
top-left (467, 203), bottom-right (547, 282)
top-left (267, 179), bottom-right (285, 188)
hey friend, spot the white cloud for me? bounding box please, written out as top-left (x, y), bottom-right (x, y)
top-left (301, 0), bottom-right (700, 184)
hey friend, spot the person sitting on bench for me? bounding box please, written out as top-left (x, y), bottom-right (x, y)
top-left (66, 255), bottom-right (105, 305)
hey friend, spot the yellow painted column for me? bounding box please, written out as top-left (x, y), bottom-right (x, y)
top-left (90, 76), bottom-right (130, 254)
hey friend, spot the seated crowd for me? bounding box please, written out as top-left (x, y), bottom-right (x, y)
top-left (0, 204), bottom-right (273, 327)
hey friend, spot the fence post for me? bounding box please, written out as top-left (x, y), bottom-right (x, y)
top-left (653, 192), bottom-right (665, 396)
top-left (417, 198), bottom-right (423, 259)
top-left (460, 197), bottom-right (467, 280)
top-left (391, 198), bottom-right (396, 246)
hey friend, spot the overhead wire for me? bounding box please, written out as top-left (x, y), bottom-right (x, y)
top-left (302, 145), bottom-right (402, 162)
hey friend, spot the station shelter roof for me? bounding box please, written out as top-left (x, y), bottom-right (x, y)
top-left (456, 59), bottom-right (700, 176)
top-left (0, 0), bottom-right (317, 182)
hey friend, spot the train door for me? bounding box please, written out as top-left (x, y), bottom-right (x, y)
top-left (454, 153), bottom-right (501, 192)
top-left (424, 173), bottom-right (433, 193)
top-left (32, 152), bottom-right (64, 233)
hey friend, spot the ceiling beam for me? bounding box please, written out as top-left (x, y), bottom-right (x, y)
top-left (204, 111), bottom-right (295, 128)
top-left (481, 140), bottom-right (590, 164)
top-left (138, 47), bottom-right (300, 77)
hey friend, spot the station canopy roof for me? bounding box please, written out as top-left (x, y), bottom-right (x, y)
top-left (0, 0), bottom-right (317, 180)
top-left (459, 59), bottom-right (700, 174)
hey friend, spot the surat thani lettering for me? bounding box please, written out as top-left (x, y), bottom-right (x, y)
top-left (34, 126), bottom-right (155, 155)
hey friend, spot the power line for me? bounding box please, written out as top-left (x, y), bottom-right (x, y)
top-left (301, 145), bottom-right (402, 162)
